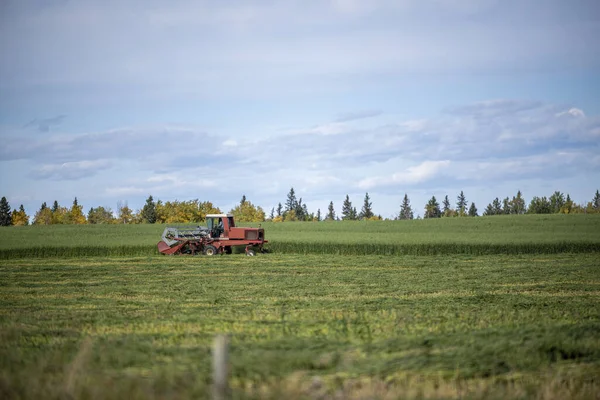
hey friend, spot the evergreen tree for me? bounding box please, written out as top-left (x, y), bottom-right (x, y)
top-left (593, 190), bottom-right (600, 210)
top-left (285, 188), bottom-right (297, 213)
top-left (502, 197), bottom-right (511, 214)
top-left (442, 195), bottom-right (450, 212)
top-left (295, 198), bottom-right (305, 221)
top-left (424, 196), bottom-right (441, 218)
top-left (456, 191), bottom-right (467, 216)
top-left (52, 200), bottom-right (59, 213)
top-left (352, 206), bottom-right (358, 220)
top-left (276, 202), bottom-right (283, 217)
top-left (240, 195), bottom-right (247, 205)
top-left (302, 203), bottom-right (309, 221)
top-left (269, 207), bottom-right (275, 220)
top-left (341, 195), bottom-right (354, 220)
top-left (316, 208), bottom-right (321, 221)
top-left (0, 197), bottom-right (11, 226)
top-left (492, 198), bottom-right (502, 215)
top-left (399, 194), bottom-right (414, 220)
top-left (468, 202), bottom-right (478, 217)
top-left (511, 190), bottom-right (526, 214)
top-left (359, 192), bottom-right (374, 220)
top-left (141, 195), bottom-right (157, 223)
top-left (327, 201), bottom-right (336, 220)
top-left (442, 195), bottom-right (452, 217)
top-left (483, 203), bottom-right (494, 216)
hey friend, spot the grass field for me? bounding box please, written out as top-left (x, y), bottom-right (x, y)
top-left (1, 253), bottom-right (600, 399)
top-left (1, 214), bottom-right (599, 258)
top-left (1, 216), bottom-right (599, 399)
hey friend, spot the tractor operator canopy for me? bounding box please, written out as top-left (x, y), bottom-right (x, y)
top-left (206, 214), bottom-right (233, 218)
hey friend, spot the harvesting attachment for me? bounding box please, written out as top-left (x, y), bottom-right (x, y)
top-left (157, 214), bottom-right (267, 256)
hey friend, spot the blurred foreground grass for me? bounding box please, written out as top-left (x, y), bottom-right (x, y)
top-left (1, 253), bottom-right (599, 399)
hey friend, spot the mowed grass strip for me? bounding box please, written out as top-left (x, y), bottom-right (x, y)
top-left (1, 214), bottom-right (599, 258)
top-left (1, 254), bottom-right (599, 399)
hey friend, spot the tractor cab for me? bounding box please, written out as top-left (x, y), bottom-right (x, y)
top-left (206, 214), bottom-right (235, 238)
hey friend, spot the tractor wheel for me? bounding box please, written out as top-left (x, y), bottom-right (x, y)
top-left (246, 249), bottom-right (256, 257)
top-left (204, 245), bottom-right (218, 256)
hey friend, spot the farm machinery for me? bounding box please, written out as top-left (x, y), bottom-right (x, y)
top-left (157, 214), bottom-right (267, 256)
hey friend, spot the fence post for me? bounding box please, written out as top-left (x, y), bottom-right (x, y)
top-left (212, 334), bottom-right (230, 400)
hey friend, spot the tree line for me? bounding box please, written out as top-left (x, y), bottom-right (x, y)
top-left (0, 189), bottom-right (599, 226)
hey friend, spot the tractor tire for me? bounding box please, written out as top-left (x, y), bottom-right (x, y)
top-left (246, 249), bottom-right (256, 257)
top-left (204, 245), bottom-right (218, 256)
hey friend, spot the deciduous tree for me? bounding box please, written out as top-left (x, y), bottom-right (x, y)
top-left (528, 196), bottom-right (551, 214)
top-left (67, 197), bottom-right (86, 224)
top-left (117, 201), bottom-right (134, 224)
top-left (424, 196), bottom-right (441, 218)
top-left (33, 202), bottom-right (53, 225)
top-left (229, 198), bottom-right (265, 222)
top-left (11, 204), bottom-right (29, 226)
top-left (549, 191), bottom-right (565, 213)
top-left (88, 206), bottom-right (115, 224)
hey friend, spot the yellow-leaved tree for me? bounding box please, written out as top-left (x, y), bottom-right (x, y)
top-left (11, 205), bottom-right (30, 226)
top-left (229, 196), bottom-right (265, 222)
top-left (66, 197), bottom-right (87, 224)
top-left (156, 199), bottom-right (221, 223)
top-left (33, 202), bottom-right (53, 225)
top-left (50, 200), bottom-right (69, 224)
top-left (117, 201), bottom-right (134, 224)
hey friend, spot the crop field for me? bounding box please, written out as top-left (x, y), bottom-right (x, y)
top-left (1, 214), bottom-right (599, 258)
top-left (1, 216), bottom-right (600, 399)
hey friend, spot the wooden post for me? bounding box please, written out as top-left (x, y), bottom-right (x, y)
top-left (212, 334), bottom-right (230, 400)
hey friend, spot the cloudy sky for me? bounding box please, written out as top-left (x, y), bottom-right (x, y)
top-left (1, 0), bottom-right (599, 218)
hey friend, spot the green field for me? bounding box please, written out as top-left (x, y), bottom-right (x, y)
top-left (1, 216), bottom-right (600, 399)
top-left (1, 214), bottom-right (600, 258)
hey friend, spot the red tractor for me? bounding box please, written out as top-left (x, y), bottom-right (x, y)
top-left (157, 214), bottom-right (267, 256)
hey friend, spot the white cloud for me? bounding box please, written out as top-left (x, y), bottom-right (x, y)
top-left (358, 160), bottom-right (451, 189)
top-left (223, 139), bottom-right (238, 147)
top-left (30, 159), bottom-right (112, 180)
top-left (555, 108), bottom-right (585, 118)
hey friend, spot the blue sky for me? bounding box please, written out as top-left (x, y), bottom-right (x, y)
top-left (1, 0), bottom-right (599, 219)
